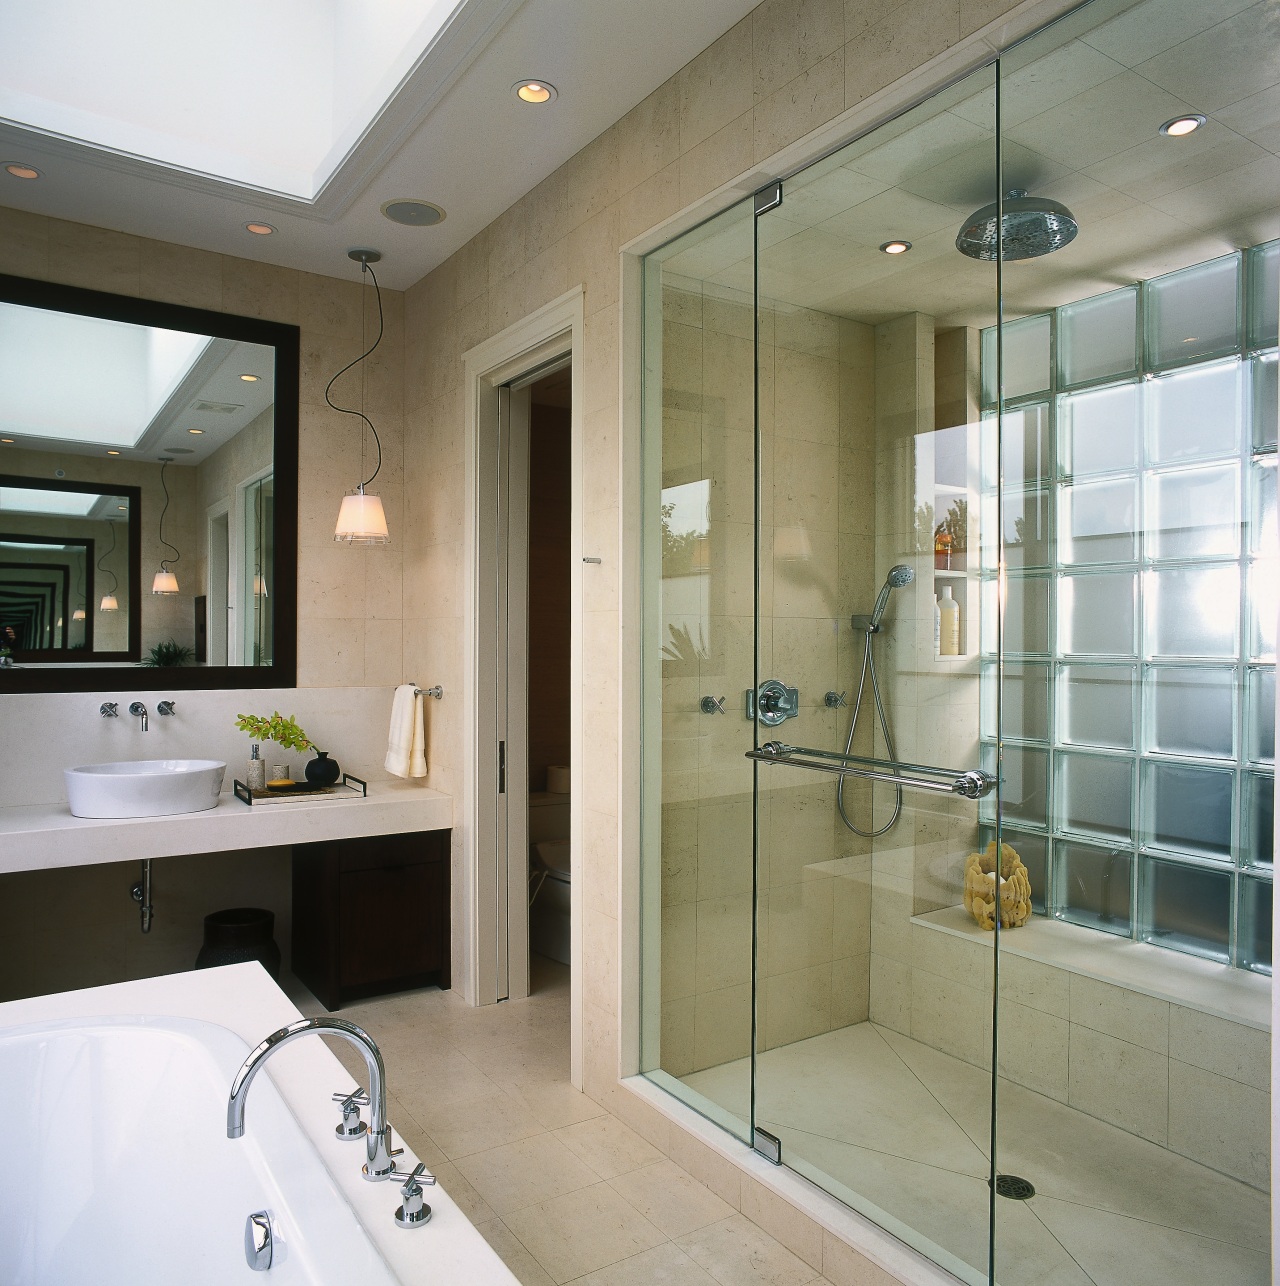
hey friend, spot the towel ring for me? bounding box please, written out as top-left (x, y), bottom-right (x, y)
top-left (413, 685), bottom-right (443, 699)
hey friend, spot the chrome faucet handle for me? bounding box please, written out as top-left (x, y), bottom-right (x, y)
top-left (157, 700), bottom-right (176, 716)
top-left (100, 702), bottom-right (118, 717)
top-left (332, 1086), bottom-right (370, 1140)
top-left (699, 695), bottom-right (727, 715)
top-left (393, 1162), bottom-right (435, 1229)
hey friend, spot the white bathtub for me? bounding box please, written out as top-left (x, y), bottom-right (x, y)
top-left (0, 1015), bottom-right (401, 1285)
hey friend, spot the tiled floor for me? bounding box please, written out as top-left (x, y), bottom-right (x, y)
top-left (285, 959), bottom-right (850, 1286)
top-left (685, 1023), bottom-right (1270, 1286)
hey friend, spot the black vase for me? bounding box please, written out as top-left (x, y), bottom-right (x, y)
top-left (305, 749), bottom-right (341, 786)
top-left (195, 907), bottom-right (281, 979)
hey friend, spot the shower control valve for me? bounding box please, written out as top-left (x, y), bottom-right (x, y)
top-left (746, 679), bottom-right (800, 726)
top-left (699, 695), bottom-right (726, 715)
top-left (824, 691), bottom-right (847, 709)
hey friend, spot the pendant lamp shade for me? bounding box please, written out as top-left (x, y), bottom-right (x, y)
top-left (99, 593), bottom-right (119, 612)
top-left (152, 569), bottom-right (179, 595)
top-left (328, 250), bottom-right (392, 545)
top-left (335, 487), bottom-right (390, 545)
top-left (72, 607), bottom-right (86, 621)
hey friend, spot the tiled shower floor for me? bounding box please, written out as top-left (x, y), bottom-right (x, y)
top-left (684, 1023), bottom-right (1269, 1286)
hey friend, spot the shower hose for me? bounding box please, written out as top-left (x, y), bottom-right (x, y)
top-left (836, 624), bottom-right (903, 836)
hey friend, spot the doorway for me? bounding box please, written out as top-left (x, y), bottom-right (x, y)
top-left (525, 367), bottom-right (573, 990)
top-left (461, 286), bottom-right (585, 1086)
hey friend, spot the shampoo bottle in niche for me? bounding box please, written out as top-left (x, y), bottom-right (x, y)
top-left (938, 585), bottom-right (960, 656)
top-left (246, 743), bottom-right (266, 791)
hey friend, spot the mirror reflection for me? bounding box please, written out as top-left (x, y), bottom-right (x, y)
top-left (0, 297), bottom-right (277, 669)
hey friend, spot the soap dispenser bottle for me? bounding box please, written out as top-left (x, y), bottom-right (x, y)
top-left (246, 743), bottom-right (266, 791)
top-left (938, 585), bottom-right (960, 656)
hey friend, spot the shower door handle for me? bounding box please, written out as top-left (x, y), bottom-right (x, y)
top-left (747, 741), bottom-right (995, 799)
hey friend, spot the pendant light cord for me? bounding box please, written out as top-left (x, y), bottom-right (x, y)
top-left (96, 519), bottom-right (118, 595)
top-left (158, 458), bottom-right (180, 572)
top-left (324, 260), bottom-right (384, 490)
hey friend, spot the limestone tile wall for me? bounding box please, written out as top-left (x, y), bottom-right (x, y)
top-left (652, 276), bottom-right (878, 1076)
top-left (906, 927), bottom-right (1272, 1192)
top-left (0, 205), bottom-right (407, 690)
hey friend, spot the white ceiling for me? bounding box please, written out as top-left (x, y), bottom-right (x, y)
top-left (0, 0), bottom-right (758, 290)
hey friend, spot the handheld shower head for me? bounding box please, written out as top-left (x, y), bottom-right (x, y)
top-left (865, 564), bottom-right (915, 631)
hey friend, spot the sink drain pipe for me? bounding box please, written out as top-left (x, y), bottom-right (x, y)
top-left (130, 860), bottom-right (153, 933)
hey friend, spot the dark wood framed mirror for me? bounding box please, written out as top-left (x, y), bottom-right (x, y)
top-left (0, 272), bottom-right (298, 692)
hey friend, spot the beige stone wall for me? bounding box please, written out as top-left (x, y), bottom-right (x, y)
top-left (0, 208), bottom-right (407, 689)
top-left (655, 276), bottom-right (880, 1076)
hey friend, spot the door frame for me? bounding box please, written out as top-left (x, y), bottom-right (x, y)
top-left (462, 287), bottom-right (585, 1089)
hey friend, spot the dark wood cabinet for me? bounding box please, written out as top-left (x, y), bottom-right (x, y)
top-left (292, 829), bottom-right (450, 1010)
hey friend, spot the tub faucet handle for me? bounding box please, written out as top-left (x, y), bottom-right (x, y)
top-left (157, 700), bottom-right (176, 716)
top-left (100, 702), bottom-right (118, 718)
top-left (394, 1162), bottom-right (435, 1229)
top-left (332, 1086), bottom-right (370, 1140)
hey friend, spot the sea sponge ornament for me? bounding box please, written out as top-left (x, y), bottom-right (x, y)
top-left (963, 840), bottom-right (1032, 931)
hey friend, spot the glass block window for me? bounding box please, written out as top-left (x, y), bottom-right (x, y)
top-left (980, 242), bottom-right (1278, 972)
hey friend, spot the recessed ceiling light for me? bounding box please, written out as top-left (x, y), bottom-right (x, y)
top-left (514, 80), bottom-right (557, 105)
top-left (187, 428), bottom-right (204, 435)
top-left (381, 199), bottom-right (445, 227)
top-left (245, 221), bottom-right (276, 236)
top-left (239, 373), bottom-right (259, 382)
top-left (106, 449), bottom-right (121, 456)
top-left (1159, 114), bottom-right (1206, 137)
top-left (4, 163), bottom-right (40, 180)
top-left (880, 240), bottom-right (912, 255)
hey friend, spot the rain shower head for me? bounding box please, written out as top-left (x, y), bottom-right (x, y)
top-left (956, 189), bottom-right (1078, 261)
top-left (864, 564), bottom-right (915, 632)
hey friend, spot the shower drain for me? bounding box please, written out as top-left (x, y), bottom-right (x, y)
top-left (994, 1174), bottom-right (1036, 1200)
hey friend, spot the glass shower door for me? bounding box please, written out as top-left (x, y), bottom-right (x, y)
top-left (748, 64), bottom-right (1005, 1284)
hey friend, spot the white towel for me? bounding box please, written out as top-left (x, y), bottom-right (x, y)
top-left (385, 684), bottom-right (427, 779)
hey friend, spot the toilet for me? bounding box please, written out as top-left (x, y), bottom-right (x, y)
top-left (529, 791), bottom-right (570, 965)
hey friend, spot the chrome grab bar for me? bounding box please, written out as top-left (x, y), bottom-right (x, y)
top-left (746, 741), bottom-right (996, 800)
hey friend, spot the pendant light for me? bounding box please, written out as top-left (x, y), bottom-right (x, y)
top-left (98, 518), bottom-right (119, 611)
top-left (152, 457), bottom-right (181, 594)
top-left (331, 249), bottom-right (390, 545)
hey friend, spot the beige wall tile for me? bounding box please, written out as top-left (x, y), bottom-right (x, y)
top-left (1167, 1006), bottom-right (1270, 1093)
top-left (666, 1130), bottom-right (744, 1209)
top-left (741, 1176), bottom-right (825, 1269)
top-left (1068, 1026), bottom-right (1168, 1145)
top-left (1070, 975), bottom-right (1169, 1054)
top-left (1168, 1059), bottom-right (1270, 1190)
top-left (821, 1228), bottom-right (899, 1286)
top-left (0, 205), bottom-right (49, 276)
top-left (754, 0), bottom-right (846, 101)
top-left (679, 19), bottom-right (756, 152)
top-left (754, 49), bottom-right (847, 162)
top-left (679, 111), bottom-right (756, 208)
top-left (997, 999), bottom-right (1069, 1101)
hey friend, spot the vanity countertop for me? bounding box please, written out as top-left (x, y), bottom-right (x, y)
top-left (0, 779), bottom-right (452, 875)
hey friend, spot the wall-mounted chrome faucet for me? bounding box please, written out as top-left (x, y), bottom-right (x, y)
top-left (128, 701), bottom-right (148, 731)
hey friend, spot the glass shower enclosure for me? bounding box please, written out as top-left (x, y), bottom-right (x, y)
top-left (639, 1), bottom-right (1276, 1282)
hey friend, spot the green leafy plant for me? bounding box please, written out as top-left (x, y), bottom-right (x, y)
top-left (234, 710), bottom-right (314, 752)
top-left (140, 639), bottom-right (194, 668)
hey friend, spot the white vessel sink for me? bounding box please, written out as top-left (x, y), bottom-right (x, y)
top-left (64, 760), bottom-right (227, 819)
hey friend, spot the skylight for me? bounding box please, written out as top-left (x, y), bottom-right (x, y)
top-left (0, 303), bottom-right (211, 448)
top-left (0, 0), bottom-right (462, 199)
